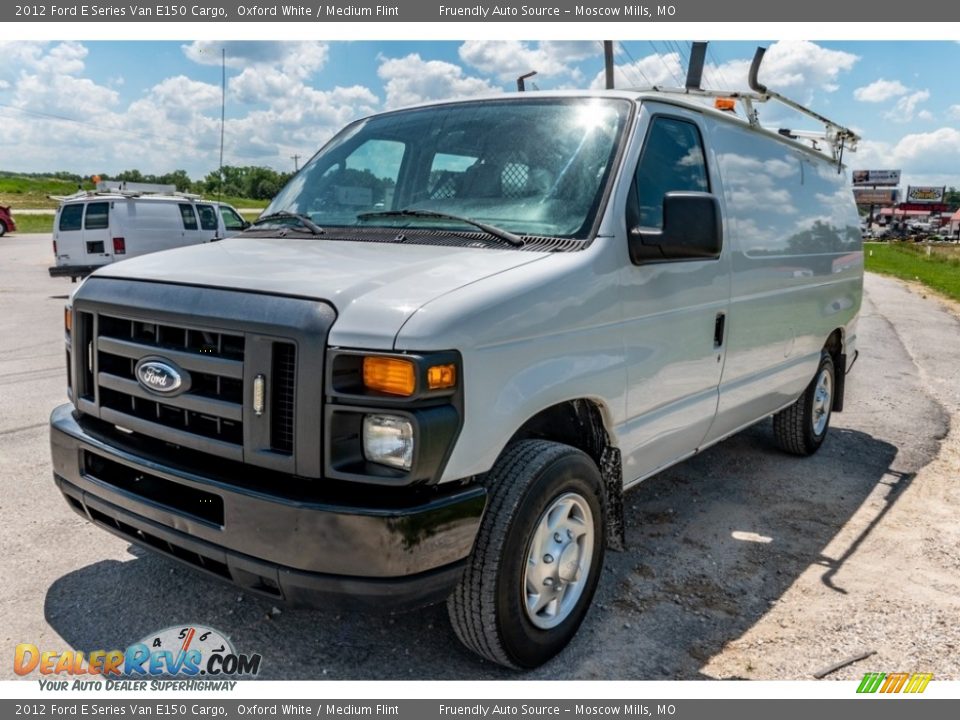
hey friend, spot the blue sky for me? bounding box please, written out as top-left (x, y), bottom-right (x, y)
top-left (1, 40), bottom-right (958, 190)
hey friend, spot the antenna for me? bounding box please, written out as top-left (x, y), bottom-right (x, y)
top-left (218, 47), bottom-right (225, 218)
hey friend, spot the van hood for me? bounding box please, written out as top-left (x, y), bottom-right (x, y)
top-left (93, 237), bottom-right (550, 349)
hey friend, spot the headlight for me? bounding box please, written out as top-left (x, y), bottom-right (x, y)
top-left (363, 414), bottom-right (414, 470)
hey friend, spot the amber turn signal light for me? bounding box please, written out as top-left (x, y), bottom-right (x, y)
top-left (64, 307), bottom-right (72, 333)
top-left (363, 356), bottom-right (416, 396)
top-left (427, 364), bottom-right (456, 390)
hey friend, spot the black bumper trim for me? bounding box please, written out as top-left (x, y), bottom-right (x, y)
top-left (56, 475), bottom-right (467, 609)
top-left (50, 404), bottom-right (485, 608)
top-left (49, 264), bottom-right (100, 278)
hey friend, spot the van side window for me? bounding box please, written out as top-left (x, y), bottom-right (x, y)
top-left (84, 202), bottom-right (109, 230)
top-left (634, 117), bottom-right (709, 228)
top-left (196, 204), bottom-right (218, 231)
top-left (220, 206), bottom-right (246, 231)
top-left (59, 204), bottom-right (83, 232)
top-left (179, 204), bottom-right (199, 230)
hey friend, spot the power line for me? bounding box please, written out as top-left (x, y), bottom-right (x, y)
top-left (0, 102), bottom-right (189, 147)
top-left (615, 42), bottom-right (651, 88)
top-left (646, 40), bottom-right (682, 87)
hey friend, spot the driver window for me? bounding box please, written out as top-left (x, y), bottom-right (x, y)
top-left (634, 117), bottom-right (709, 228)
top-left (315, 139), bottom-right (405, 213)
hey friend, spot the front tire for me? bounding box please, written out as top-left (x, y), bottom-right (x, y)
top-left (773, 351), bottom-right (835, 456)
top-left (447, 440), bottom-right (606, 669)
top-left (0, 221), bottom-right (7, 237)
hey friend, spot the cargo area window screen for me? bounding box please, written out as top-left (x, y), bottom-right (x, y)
top-left (179, 203), bottom-right (199, 230)
top-left (635, 117), bottom-right (710, 229)
top-left (59, 204), bottom-right (83, 232)
top-left (84, 202), bottom-right (109, 230)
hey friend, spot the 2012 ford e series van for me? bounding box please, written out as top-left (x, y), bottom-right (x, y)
top-left (50, 55), bottom-right (863, 669)
top-left (49, 182), bottom-right (250, 281)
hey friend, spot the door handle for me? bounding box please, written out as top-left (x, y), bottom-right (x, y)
top-left (714, 312), bottom-right (726, 348)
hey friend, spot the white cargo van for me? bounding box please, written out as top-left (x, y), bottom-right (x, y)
top-left (49, 182), bottom-right (250, 281)
top-left (51, 50), bottom-right (863, 669)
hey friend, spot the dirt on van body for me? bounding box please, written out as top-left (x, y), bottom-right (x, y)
top-left (580, 272), bottom-right (960, 682)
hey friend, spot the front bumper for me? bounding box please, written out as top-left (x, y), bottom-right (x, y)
top-left (50, 404), bottom-right (486, 609)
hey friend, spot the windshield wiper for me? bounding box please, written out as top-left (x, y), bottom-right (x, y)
top-left (357, 209), bottom-right (525, 248)
top-left (250, 211), bottom-right (325, 236)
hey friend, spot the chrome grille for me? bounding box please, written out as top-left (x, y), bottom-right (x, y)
top-left (93, 313), bottom-right (247, 458)
top-left (68, 278), bottom-right (333, 478)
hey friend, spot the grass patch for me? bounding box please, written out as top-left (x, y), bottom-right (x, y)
top-left (0, 174), bottom-right (269, 210)
top-left (864, 241), bottom-right (960, 302)
top-left (8, 215), bottom-right (53, 234)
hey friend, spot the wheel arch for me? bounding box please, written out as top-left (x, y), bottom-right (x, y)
top-left (502, 398), bottom-right (625, 551)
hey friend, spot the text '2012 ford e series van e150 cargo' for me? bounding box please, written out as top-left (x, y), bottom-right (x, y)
top-left (50, 50), bottom-right (863, 669)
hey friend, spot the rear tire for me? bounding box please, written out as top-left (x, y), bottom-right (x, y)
top-left (447, 440), bottom-right (606, 669)
top-left (773, 351), bottom-right (835, 456)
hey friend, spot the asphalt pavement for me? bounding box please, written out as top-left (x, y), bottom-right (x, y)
top-left (2, 233), bottom-right (957, 680)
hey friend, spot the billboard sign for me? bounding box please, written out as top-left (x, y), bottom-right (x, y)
top-left (853, 188), bottom-right (900, 205)
top-left (852, 169), bottom-right (901, 186)
top-left (906, 186), bottom-right (946, 204)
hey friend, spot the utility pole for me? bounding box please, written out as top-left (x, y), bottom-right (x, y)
top-left (290, 154), bottom-right (301, 172)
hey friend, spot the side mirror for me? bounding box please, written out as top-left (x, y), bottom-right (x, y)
top-left (629, 191), bottom-right (722, 264)
top-left (242, 220), bottom-right (251, 230)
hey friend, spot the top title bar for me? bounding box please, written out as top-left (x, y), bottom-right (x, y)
top-left (4, 0), bottom-right (953, 22)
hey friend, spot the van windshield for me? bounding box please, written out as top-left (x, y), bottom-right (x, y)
top-left (263, 98), bottom-right (631, 240)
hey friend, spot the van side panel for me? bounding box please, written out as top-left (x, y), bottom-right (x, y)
top-left (703, 121), bottom-right (863, 443)
top-left (614, 102), bottom-right (732, 483)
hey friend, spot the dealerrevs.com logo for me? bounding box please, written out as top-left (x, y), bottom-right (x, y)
top-left (15, 625), bottom-right (262, 690)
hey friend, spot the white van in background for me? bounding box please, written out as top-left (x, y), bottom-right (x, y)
top-left (49, 182), bottom-right (250, 281)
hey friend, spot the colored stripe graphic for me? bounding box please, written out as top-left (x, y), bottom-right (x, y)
top-left (857, 673), bottom-right (885, 693)
top-left (904, 673), bottom-right (933, 694)
top-left (858, 672), bottom-right (933, 694)
top-left (881, 672), bottom-right (909, 693)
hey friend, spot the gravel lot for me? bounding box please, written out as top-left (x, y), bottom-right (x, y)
top-left (2, 233), bottom-right (958, 680)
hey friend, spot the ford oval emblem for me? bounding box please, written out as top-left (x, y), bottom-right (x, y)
top-left (135, 357), bottom-right (189, 395)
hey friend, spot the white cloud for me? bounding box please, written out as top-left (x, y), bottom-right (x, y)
top-left (853, 78), bottom-right (909, 103)
top-left (854, 127), bottom-right (960, 187)
top-left (752, 41), bottom-right (858, 93)
top-left (0, 40), bottom-right (376, 177)
top-left (589, 51), bottom-right (684, 89)
top-left (884, 89), bottom-right (931, 123)
top-left (950, 105), bottom-right (960, 119)
top-left (458, 41), bottom-right (595, 82)
top-left (182, 41), bottom-right (329, 79)
top-left (377, 53), bottom-right (498, 109)
top-left (0, 41), bottom-right (119, 119)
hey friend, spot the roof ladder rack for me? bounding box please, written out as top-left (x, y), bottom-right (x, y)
top-left (636, 44), bottom-right (860, 168)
